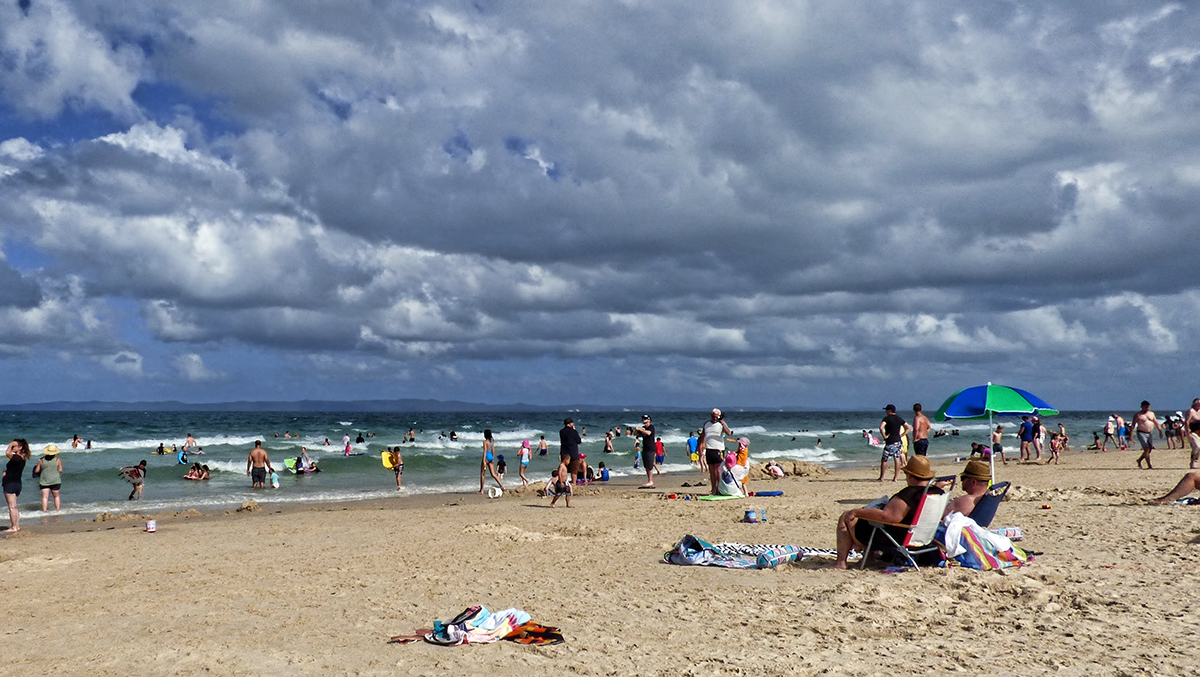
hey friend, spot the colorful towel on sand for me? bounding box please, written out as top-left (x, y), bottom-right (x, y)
top-left (419, 606), bottom-right (533, 646)
top-left (937, 513), bottom-right (1030, 571)
top-left (664, 536), bottom-right (858, 569)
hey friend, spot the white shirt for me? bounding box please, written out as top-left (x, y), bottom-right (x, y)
top-left (702, 420), bottom-right (726, 450)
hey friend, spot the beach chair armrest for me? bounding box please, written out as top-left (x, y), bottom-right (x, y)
top-left (863, 520), bottom-right (908, 529)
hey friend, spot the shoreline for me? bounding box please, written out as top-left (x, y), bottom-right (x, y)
top-left (0, 442), bottom-right (1133, 534)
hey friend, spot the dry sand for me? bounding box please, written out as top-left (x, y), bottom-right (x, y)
top-left (3, 446), bottom-right (1199, 676)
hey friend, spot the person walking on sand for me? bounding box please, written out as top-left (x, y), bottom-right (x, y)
top-left (634, 415), bottom-right (657, 488)
top-left (549, 458), bottom-right (572, 508)
top-left (479, 429), bottom-right (505, 494)
top-left (1186, 399), bottom-right (1200, 469)
top-left (991, 424), bottom-right (1008, 465)
top-left (878, 405), bottom-right (909, 482)
top-left (1133, 401), bottom-right (1162, 470)
top-left (699, 409), bottom-right (732, 493)
top-left (3, 439), bottom-right (31, 532)
top-left (34, 444), bottom-right (64, 512)
top-left (910, 403), bottom-right (931, 456)
top-left (1018, 416), bottom-right (1035, 461)
top-left (246, 440), bottom-right (274, 488)
top-left (1102, 416), bottom-right (1117, 452)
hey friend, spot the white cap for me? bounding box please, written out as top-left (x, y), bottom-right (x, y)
top-left (712, 408), bottom-right (722, 417)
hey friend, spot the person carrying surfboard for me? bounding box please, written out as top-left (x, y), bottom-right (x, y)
top-left (384, 446), bottom-right (403, 490)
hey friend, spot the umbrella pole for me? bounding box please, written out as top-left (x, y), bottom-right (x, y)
top-left (989, 411), bottom-right (995, 484)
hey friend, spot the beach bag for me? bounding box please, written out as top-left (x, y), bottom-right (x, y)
top-left (716, 469), bottom-right (742, 496)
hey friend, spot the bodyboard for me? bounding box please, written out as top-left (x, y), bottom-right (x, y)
top-left (697, 494), bottom-right (744, 501)
top-left (117, 466), bottom-right (144, 485)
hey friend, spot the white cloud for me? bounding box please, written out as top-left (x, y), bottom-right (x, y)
top-left (173, 353), bottom-right (223, 382)
top-left (0, 0), bottom-right (142, 118)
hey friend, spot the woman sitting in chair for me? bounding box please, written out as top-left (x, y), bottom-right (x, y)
top-left (832, 456), bottom-right (943, 569)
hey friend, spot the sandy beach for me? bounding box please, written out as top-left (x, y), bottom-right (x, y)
top-left (3, 446), bottom-right (1198, 676)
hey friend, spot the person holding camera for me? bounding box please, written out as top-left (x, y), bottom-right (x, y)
top-left (698, 408), bottom-right (732, 495)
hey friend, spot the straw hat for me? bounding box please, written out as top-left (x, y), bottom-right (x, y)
top-left (42, 444), bottom-right (60, 457)
top-left (901, 455), bottom-right (935, 480)
top-left (961, 459), bottom-right (990, 481)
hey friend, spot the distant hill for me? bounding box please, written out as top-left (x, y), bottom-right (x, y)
top-left (0, 399), bottom-right (703, 413)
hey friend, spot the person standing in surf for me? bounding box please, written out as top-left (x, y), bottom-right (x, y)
top-left (34, 444), bottom-right (64, 512)
top-left (479, 429), bottom-right (504, 494)
top-left (246, 441), bottom-right (274, 488)
top-left (3, 439), bottom-right (31, 532)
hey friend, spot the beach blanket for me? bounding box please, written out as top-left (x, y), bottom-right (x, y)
top-left (415, 606), bottom-right (534, 646)
top-left (663, 536), bottom-right (859, 569)
top-left (937, 513), bottom-right (1030, 570)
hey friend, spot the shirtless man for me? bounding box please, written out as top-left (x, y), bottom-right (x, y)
top-left (910, 403), bottom-right (931, 457)
top-left (246, 440), bottom-right (274, 488)
top-left (183, 433), bottom-right (198, 453)
top-left (1186, 399), bottom-right (1200, 469)
top-left (991, 424), bottom-right (1008, 464)
top-left (1114, 414), bottom-right (1128, 451)
top-left (1132, 401), bottom-right (1162, 469)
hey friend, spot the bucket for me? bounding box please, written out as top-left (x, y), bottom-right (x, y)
top-left (145, 520), bottom-right (157, 533)
top-left (487, 487), bottom-right (503, 499)
top-left (743, 509), bottom-right (760, 523)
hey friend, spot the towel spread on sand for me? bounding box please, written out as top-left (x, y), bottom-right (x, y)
top-left (392, 607), bottom-right (563, 647)
top-left (938, 513), bottom-right (1029, 570)
top-left (663, 536), bottom-right (860, 569)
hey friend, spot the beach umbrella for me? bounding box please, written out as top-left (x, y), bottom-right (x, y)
top-left (933, 383), bottom-right (1059, 482)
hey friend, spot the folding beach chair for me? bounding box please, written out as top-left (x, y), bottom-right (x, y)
top-left (860, 476), bottom-right (956, 570)
top-left (966, 481), bottom-right (1010, 528)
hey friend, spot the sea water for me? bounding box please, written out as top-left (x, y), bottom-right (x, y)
top-left (0, 410), bottom-right (1112, 521)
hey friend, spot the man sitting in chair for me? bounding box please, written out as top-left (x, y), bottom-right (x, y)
top-left (944, 460), bottom-right (991, 517)
top-left (832, 456), bottom-right (943, 569)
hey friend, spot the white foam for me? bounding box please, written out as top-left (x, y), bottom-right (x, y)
top-left (754, 447), bottom-right (840, 464)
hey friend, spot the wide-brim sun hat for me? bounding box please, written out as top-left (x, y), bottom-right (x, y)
top-left (43, 444), bottom-right (60, 456)
top-left (961, 459), bottom-right (990, 481)
top-left (901, 455), bottom-right (935, 480)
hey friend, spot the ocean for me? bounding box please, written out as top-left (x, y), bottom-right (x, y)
top-left (0, 409), bottom-right (1114, 521)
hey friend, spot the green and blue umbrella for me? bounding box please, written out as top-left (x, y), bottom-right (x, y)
top-left (934, 384), bottom-right (1059, 421)
top-left (934, 383), bottom-right (1058, 481)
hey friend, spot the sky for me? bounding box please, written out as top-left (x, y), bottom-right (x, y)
top-left (0, 1), bottom-right (1198, 410)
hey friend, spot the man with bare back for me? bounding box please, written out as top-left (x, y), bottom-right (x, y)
top-left (246, 440), bottom-right (273, 488)
top-left (910, 403), bottom-right (931, 457)
top-left (1185, 399), bottom-right (1200, 469)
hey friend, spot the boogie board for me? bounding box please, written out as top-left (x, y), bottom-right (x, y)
top-left (697, 494), bottom-right (744, 501)
top-left (753, 490), bottom-right (783, 497)
top-left (381, 451), bottom-right (400, 470)
top-left (118, 466), bottom-right (144, 484)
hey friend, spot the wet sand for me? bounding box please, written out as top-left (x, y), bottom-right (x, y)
top-left (2, 447), bottom-right (1198, 676)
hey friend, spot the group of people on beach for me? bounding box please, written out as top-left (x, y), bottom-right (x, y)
top-left (2, 440), bottom-right (64, 533)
